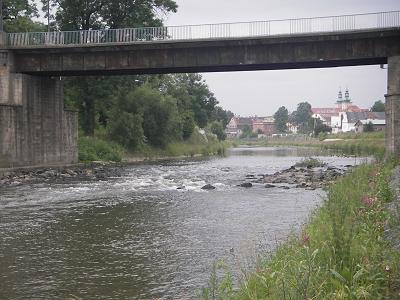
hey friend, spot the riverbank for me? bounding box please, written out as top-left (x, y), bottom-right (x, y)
top-left (78, 133), bottom-right (229, 163)
top-left (202, 160), bottom-right (400, 299)
top-left (235, 132), bottom-right (386, 159)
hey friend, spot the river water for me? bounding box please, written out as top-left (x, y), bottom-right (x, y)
top-left (0, 147), bottom-right (365, 299)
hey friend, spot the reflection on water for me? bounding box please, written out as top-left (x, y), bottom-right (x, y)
top-left (0, 147), bottom-right (366, 299)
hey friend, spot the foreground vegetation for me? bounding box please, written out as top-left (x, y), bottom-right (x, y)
top-left (202, 161), bottom-right (400, 299)
top-left (78, 128), bottom-right (229, 162)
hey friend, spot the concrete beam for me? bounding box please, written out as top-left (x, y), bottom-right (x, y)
top-left (10, 29), bottom-right (400, 76)
top-left (386, 55), bottom-right (400, 158)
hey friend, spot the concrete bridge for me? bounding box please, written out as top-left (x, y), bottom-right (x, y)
top-left (0, 11), bottom-right (400, 166)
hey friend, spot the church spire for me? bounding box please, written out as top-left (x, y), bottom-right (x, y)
top-left (337, 88), bottom-right (343, 103)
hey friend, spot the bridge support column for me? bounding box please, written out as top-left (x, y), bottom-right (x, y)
top-left (0, 51), bottom-right (78, 167)
top-left (386, 56), bottom-right (400, 159)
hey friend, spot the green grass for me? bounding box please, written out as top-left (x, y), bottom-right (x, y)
top-left (202, 161), bottom-right (400, 299)
top-left (233, 132), bottom-right (386, 159)
top-left (294, 157), bottom-right (326, 168)
top-left (80, 129), bottom-right (230, 163)
top-left (78, 136), bottom-right (125, 162)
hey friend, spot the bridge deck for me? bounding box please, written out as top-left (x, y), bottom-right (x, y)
top-left (4, 11), bottom-right (400, 49)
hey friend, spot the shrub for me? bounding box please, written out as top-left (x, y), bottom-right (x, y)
top-left (79, 136), bottom-right (124, 162)
top-left (107, 112), bottom-right (144, 151)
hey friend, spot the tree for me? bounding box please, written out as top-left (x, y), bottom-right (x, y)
top-left (160, 73), bottom-right (219, 128)
top-left (363, 121), bottom-right (374, 132)
top-left (371, 100), bottom-right (385, 112)
top-left (2, 0), bottom-right (45, 32)
top-left (108, 112), bottom-right (144, 150)
top-left (209, 121), bottom-right (226, 141)
top-left (314, 120), bottom-right (332, 136)
top-left (181, 112), bottom-right (195, 140)
top-left (44, 0), bottom-right (178, 135)
top-left (274, 106), bottom-right (289, 133)
top-left (294, 102), bottom-right (313, 134)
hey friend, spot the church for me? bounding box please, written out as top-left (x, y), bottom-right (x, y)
top-left (312, 89), bottom-right (384, 133)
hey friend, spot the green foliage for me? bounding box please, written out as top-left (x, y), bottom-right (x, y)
top-left (295, 157), bottom-right (326, 168)
top-left (209, 121), bottom-right (227, 141)
top-left (371, 100), bottom-right (385, 112)
top-left (212, 163), bottom-right (400, 299)
top-left (107, 112), bottom-right (144, 150)
top-left (240, 125), bottom-right (256, 139)
top-left (79, 136), bottom-right (124, 162)
top-left (181, 111), bottom-right (196, 140)
top-left (43, 0), bottom-right (178, 30)
top-left (292, 102), bottom-right (313, 134)
top-left (201, 261), bottom-right (234, 300)
top-left (160, 73), bottom-right (219, 128)
top-left (273, 106), bottom-right (288, 133)
top-left (363, 121), bottom-right (374, 132)
top-left (2, 0), bottom-right (45, 32)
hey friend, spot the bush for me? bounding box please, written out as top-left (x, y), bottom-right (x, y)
top-left (209, 121), bottom-right (227, 141)
top-left (79, 136), bottom-right (125, 162)
top-left (108, 112), bottom-right (144, 151)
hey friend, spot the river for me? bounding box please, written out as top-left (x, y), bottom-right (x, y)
top-left (0, 147), bottom-right (366, 299)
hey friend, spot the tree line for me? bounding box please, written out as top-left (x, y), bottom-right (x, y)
top-left (2, 0), bottom-right (233, 151)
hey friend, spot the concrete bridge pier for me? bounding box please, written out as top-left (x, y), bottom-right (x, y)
top-left (386, 56), bottom-right (400, 159)
top-left (0, 51), bottom-right (78, 167)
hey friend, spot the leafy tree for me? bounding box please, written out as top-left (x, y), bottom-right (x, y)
top-left (209, 121), bottom-right (226, 141)
top-left (44, 0), bottom-right (178, 135)
top-left (2, 0), bottom-right (45, 32)
top-left (240, 125), bottom-right (255, 139)
top-left (211, 106), bottom-right (234, 128)
top-left (274, 106), bottom-right (289, 133)
top-left (294, 102), bottom-right (313, 133)
top-left (314, 120), bottom-right (332, 136)
top-left (371, 100), bottom-right (385, 112)
top-left (108, 112), bottom-right (143, 150)
top-left (363, 121), bottom-right (374, 132)
top-left (181, 111), bottom-right (195, 140)
top-left (160, 74), bottom-right (218, 128)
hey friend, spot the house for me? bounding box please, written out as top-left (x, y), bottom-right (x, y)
top-left (286, 122), bottom-right (299, 134)
top-left (332, 111), bottom-right (385, 133)
top-left (355, 119), bottom-right (386, 133)
top-left (225, 116), bottom-right (256, 138)
top-left (225, 116), bottom-right (276, 138)
top-left (252, 117), bottom-right (276, 135)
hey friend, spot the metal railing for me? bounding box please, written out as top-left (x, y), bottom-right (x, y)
top-left (6, 11), bottom-right (400, 48)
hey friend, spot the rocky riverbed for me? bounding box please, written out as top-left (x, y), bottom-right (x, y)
top-left (0, 163), bottom-right (124, 187)
top-left (234, 163), bottom-right (354, 190)
top-left (1, 159), bottom-right (353, 191)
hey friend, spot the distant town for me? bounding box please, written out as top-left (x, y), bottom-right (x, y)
top-left (225, 88), bottom-right (386, 138)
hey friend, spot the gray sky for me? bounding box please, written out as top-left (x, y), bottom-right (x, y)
top-left (164, 0), bottom-right (400, 116)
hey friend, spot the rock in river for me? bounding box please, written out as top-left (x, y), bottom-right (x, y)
top-left (238, 182), bottom-right (253, 188)
top-left (201, 184), bottom-right (216, 190)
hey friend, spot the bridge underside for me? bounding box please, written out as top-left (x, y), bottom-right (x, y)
top-left (0, 29), bottom-right (400, 166)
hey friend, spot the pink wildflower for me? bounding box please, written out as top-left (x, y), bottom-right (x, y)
top-left (361, 196), bottom-right (377, 207)
top-left (302, 234), bottom-right (310, 245)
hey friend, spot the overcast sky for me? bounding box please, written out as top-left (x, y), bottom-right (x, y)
top-left (163, 0), bottom-right (400, 116)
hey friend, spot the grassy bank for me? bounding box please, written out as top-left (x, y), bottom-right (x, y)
top-left (78, 130), bottom-right (230, 163)
top-left (236, 132), bottom-right (386, 159)
top-left (202, 161), bottom-right (400, 299)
